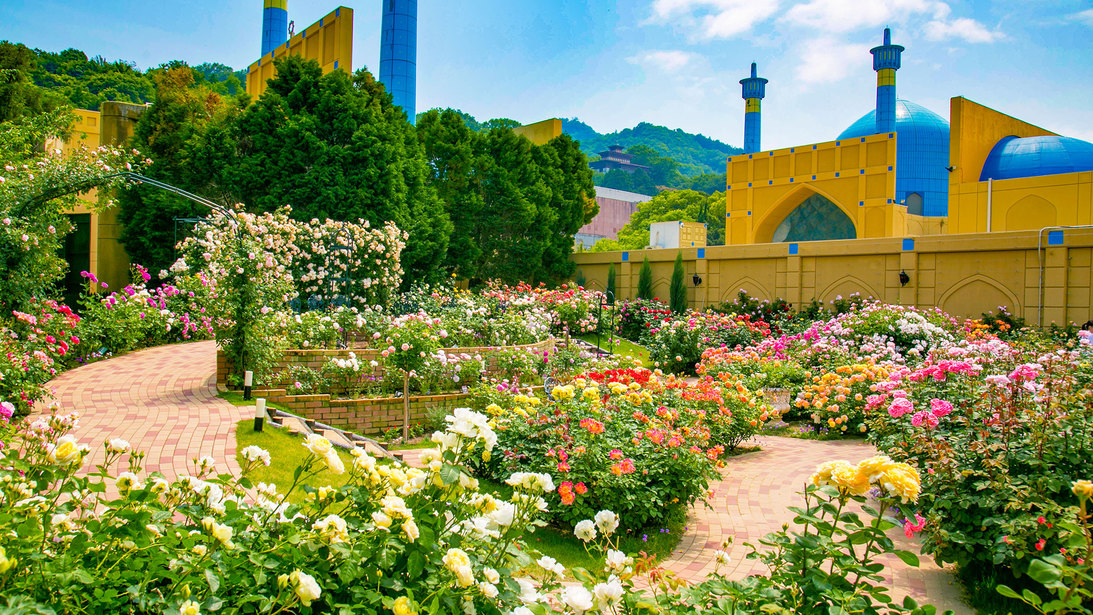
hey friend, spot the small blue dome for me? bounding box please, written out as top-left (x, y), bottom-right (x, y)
top-left (980, 136), bottom-right (1093, 181)
top-left (837, 100), bottom-right (951, 216)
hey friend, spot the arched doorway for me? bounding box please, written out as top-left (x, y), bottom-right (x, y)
top-left (770, 193), bottom-right (857, 242)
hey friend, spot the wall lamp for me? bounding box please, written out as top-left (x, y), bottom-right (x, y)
top-left (692, 274), bottom-right (702, 287)
top-left (899, 270), bottom-right (910, 287)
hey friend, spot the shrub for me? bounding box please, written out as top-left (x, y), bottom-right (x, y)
top-left (606, 263), bottom-right (616, 302)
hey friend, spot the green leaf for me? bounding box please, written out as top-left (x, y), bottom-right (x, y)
top-left (1021, 589), bottom-right (1043, 606)
top-left (205, 569), bottom-right (220, 593)
top-left (893, 550), bottom-right (920, 567)
top-left (1026, 559), bottom-right (1062, 585)
top-left (407, 551), bottom-right (425, 579)
top-left (995, 584), bottom-right (1021, 599)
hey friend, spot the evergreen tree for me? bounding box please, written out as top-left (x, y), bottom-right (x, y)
top-left (637, 255), bottom-right (653, 300)
top-left (606, 263), bottom-right (616, 303)
top-left (670, 251), bottom-right (686, 313)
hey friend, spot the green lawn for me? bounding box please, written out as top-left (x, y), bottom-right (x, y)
top-left (576, 333), bottom-right (652, 368)
top-left (235, 420), bottom-right (354, 503)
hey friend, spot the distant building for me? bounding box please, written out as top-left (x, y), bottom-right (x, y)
top-left (649, 221), bottom-right (707, 249)
top-left (575, 186), bottom-right (653, 248)
top-left (513, 118), bottom-right (562, 145)
top-left (589, 145), bottom-right (650, 174)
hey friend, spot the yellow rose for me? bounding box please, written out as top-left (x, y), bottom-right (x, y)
top-left (0, 546), bottom-right (17, 574)
top-left (290, 570), bottom-right (322, 607)
top-left (1072, 479), bottom-right (1093, 501)
top-left (303, 434), bottom-right (333, 456)
top-left (48, 435), bottom-right (82, 466)
top-left (392, 596), bottom-right (417, 615)
top-left (179, 600), bottom-right (201, 615)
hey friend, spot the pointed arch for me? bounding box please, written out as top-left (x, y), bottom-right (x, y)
top-left (817, 275), bottom-right (880, 304)
top-left (754, 183), bottom-right (858, 244)
top-left (937, 274), bottom-right (1020, 319)
top-left (720, 276), bottom-right (773, 302)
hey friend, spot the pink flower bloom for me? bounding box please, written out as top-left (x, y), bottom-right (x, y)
top-left (930, 398), bottom-right (953, 417)
top-left (888, 398), bottom-right (914, 418)
top-left (903, 513), bottom-right (927, 538)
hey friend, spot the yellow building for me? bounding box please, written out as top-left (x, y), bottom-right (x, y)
top-left (723, 29), bottom-right (1093, 248)
top-left (512, 118), bottom-right (563, 146)
top-left (245, 7), bottom-right (354, 99)
top-left (58, 103), bottom-right (146, 306)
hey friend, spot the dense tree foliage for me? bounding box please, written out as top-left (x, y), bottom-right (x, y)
top-left (0, 42), bottom-right (65, 122)
top-left (637, 256), bottom-right (653, 300)
top-left (670, 251), bottom-right (687, 313)
top-left (417, 108), bottom-right (596, 285)
top-left (591, 189), bottom-right (725, 252)
top-left (119, 57), bottom-right (451, 285)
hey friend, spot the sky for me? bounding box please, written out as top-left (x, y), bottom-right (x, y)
top-left (3, 0), bottom-right (1092, 151)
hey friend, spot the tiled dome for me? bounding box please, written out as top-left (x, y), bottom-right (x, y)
top-left (980, 135), bottom-right (1093, 181)
top-left (838, 100), bottom-right (950, 216)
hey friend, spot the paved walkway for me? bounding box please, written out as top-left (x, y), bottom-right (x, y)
top-left (659, 435), bottom-right (970, 613)
top-left (41, 344), bottom-right (969, 612)
top-left (40, 341), bottom-right (249, 479)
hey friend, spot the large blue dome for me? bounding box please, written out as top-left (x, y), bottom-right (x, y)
top-left (980, 136), bottom-right (1093, 181)
top-left (837, 99), bottom-right (950, 216)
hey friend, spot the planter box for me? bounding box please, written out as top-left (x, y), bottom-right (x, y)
top-left (217, 337), bottom-right (555, 389)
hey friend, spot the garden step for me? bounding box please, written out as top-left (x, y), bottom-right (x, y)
top-left (281, 416), bottom-right (315, 436)
top-left (321, 429), bottom-right (354, 449)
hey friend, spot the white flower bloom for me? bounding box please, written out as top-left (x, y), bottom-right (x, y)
top-left (593, 577), bottom-right (625, 611)
top-left (561, 585), bottom-right (594, 613)
top-left (594, 510), bottom-right (619, 536)
top-left (574, 519), bottom-right (597, 542)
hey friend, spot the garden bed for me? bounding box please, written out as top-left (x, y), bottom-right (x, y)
top-left (216, 337), bottom-right (556, 391)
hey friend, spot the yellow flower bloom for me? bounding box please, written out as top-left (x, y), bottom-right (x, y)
top-left (180, 600), bottom-right (201, 615)
top-left (1072, 479), bottom-right (1093, 501)
top-left (392, 596), bottom-right (417, 615)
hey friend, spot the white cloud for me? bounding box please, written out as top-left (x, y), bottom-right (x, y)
top-left (646, 0), bottom-right (780, 39)
top-left (628, 49), bottom-right (701, 72)
top-left (923, 17), bottom-right (1002, 43)
top-left (1071, 9), bottom-right (1093, 27)
top-left (795, 37), bottom-right (870, 84)
top-left (783, 0), bottom-right (938, 32)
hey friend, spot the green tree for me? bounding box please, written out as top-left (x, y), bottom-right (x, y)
top-left (417, 109), bottom-right (594, 285)
top-left (637, 255), bottom-right (653, 300)
top-left (0, 42), bottom-right (62, 121)
top-left (669, 250), bottom-right (686, 313)
top-left (606, 263), bottom-right (616, 302)
top-left (593, 189), bottom-right (726, 252)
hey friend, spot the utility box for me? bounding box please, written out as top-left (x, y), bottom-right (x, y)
top-left (648, 221), bottom-right (707, 249)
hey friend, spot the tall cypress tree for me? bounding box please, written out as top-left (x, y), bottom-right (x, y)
top-left (606, 263), bottom-right (616, 304)
top-left (670, 251), bottom-right (686, 313)
top-left (637, 255), bottom-right (653, 300)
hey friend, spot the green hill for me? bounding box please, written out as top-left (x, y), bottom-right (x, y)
top-left (562, 118), bottom-right (742, 177)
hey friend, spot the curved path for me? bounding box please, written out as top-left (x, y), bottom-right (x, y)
top-left (41, 344), bottom-right (969, 611)
top-left (40, 341), bottom-right (249, 479)
top-left (659, 435), bottom-right (970, 613)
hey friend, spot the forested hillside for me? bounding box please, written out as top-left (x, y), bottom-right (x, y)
top-left (562, 118), bottom-right (741, 177)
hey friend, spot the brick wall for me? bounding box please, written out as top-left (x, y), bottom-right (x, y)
top-left (253, 387), bottom-right (470, 435)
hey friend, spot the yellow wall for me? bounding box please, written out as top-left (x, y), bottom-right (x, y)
top-left (574, 228), bottom-right (1093, 327)
top-left (246, 7), bottom-right (353, 99)
top-left (725, 132), bottom-right (902, 244)
top-left (513, 118), bottom-right (563, 146)
top-left (946, 98), bottom-right (1092, 235)
top-left (61, 103), bottom-right (146, 291)
top-left (948, 97), bottom-right (1055, 189)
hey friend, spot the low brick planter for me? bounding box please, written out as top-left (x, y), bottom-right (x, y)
top-left (217, 337), bottom-right (555, 389)
top-left (249, 388), bottom-right (472, 436)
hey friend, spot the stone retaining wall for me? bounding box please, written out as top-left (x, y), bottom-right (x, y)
top-left (251, 388), bottom-right (471, 435)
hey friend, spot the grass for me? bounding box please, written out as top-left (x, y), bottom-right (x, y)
top-left (235, 420), bottom-right (354, 503)
top-left (474, 476), bottom-right (686, 576)
top-left (576, 333), bottom-right (652, 368)
top-left (761, 419), bottom-right (865, 441)
top-left (219, 391), bottom-right (289, 412)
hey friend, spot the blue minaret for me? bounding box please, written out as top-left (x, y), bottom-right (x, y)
top-left (740, 62), bottom-right (768, 154)
top-left (261, 0), bottom-right (289, 57)
top-left (380, 0), bottom-right (418, 124)
top-left (870, 27), bottom-right (904, 135)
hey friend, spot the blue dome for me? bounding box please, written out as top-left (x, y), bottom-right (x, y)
top-left (980, 136), bottom-right (1093, 181)
top-left (838, 100), bottom-right (950, 216)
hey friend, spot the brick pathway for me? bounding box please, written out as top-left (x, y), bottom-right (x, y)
top-left (40, 340), bottom-right (250, 479)
top-left (659, 435), bottom-right (970, 613)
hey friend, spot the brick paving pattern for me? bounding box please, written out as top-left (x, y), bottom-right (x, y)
top-left (41, 344), bottom-right (969, 612)
top-left (41, 340), bottom-right (250, 480)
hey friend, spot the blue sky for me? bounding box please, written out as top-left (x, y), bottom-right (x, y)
top-left (3, 1), bottom-right (1092, 150)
